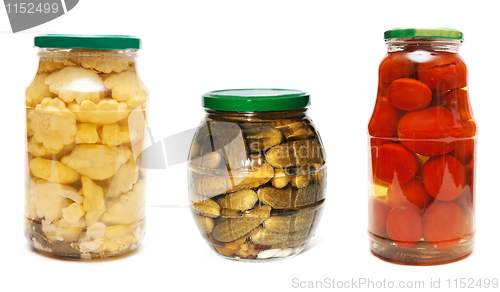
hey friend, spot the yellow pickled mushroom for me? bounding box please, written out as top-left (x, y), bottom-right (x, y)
top-left (106, 158), bottom-right (139, 198)
top-left (101, 179), bottom-right (145, 225)
top-left (75, 123), bottom-right (100, 144)
top-left (55, 217), bottom-right (86, 242)
top-left (61, 144), bottom-right (132, 180)
top-left (38, 60), bottom-right (65, 73)
top-left (79, 58), bottom-right (130, 74)
top-left (103, 225), bottom-right (130, 240)
top-left (100, 123), bottom-right (137, 146)
top-left (94, 224), bottom-right (140, 253)
top-left (94, 240), bottom-right (122, 253)
top-left (68, 98), bottom-right (129, 125)
top-left (104, 69), bottom-right (147, 109)
top-left (29, 179), bottom-right (76, 221)
top-left (99, 72), bottom-right (113, 82)
top-left (37, 58), bottom-right (76, 73)
top-left (86, 222), bottom-right (106, 239)
top-left (30, 157), bottom-right (81, 184)
top-left (27, 136), bottom-right (75, 160)
top-left (62, 203), bottom-right (85, 225)
top-left (44, 66), bottom-right (106, 104)
top-left (81, 176), bottom-right (106, 226)
top-left (31, 98), bottom-right (77, 152)
top-left (78, 222), bottom-right (108, 253)
top-left (27, 109), bottom-right (35, 137)
top-left (26, 72), bottom-right (56, 107)
top-left (126, 109), bottom-right (147, 158)
top-left (25, 178), bottom-right (38, 220)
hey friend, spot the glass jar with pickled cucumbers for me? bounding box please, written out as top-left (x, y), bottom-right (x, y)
top-left (188, 89), bottom-right (327, 261)
top-left (25, 35), bottom-right (148, 259)
top-left (368, 28), bottom-right (477, 265)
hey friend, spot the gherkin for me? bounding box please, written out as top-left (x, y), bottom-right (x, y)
top-left (257, 184), bottom-right (323, 209)
top-left (264, 209), bottom-right (315, 234)
top-left (211, 206), bottom-right (271, 242)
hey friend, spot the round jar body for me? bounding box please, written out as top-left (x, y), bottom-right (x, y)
top-left (368, 36), bottom-right (476, 265)
top-left (25, 47), bottom-right (148, 259)
top-left (188, 109), bottom-right (327, 261)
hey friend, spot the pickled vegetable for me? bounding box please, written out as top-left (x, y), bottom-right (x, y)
top-left (188, 110), bottom-right (326, 261)
top-left (368, 30), bottom-right (476, 265)
top-left (25, 46), bottom-right (148, 260)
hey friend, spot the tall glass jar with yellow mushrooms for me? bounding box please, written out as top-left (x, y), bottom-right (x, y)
top-left (188, 89), bottom-right (327, 261)
top-left (25, 35), bottom-right (148, 259)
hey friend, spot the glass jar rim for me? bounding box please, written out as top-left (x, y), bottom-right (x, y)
top-left (202, 89), bottom-right (310, 112)
top-left (35, 34), bottom-right (141, 50)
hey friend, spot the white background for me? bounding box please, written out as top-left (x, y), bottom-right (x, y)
top-left (1, 1), bottom-right (499, 291)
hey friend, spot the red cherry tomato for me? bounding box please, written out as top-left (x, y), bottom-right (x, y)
top-left (398, 106), bottom-right (466, 156)
top-left (417, 52), bottom-right (467, 92)
top-left (380, 51), bottom-right (415, 83)
top-left (443, 89), bottom-right (473, 122)
top-left (464, 212), bottom-right (474, 237)
top-left (386, 206), bottom-right (422, 248)
top-left (387, 78), bottom-right (432, 111)
top-left (453, 185), bottom-right (473, 212)
top-left (368, 97), bottom-right (404, 138)
top-left (387, 179), bottom-right (434, 214)
top-left (463, 120), bottom-right (477, 138)
top-left (453, 185), bottom-right (473, 238)
top-left (466, 158), bottom-right (475, 194)
top-left (369, 96), bottom-right (404, 152)
top-left (451, 139), bottom-right (475, 166)
top-left (423, 201), bottom-right (466, 251)
top-left (368, 198), bottom-right (391, 236)
top-left (370, 138), bottom-right (392, 150)
top-left (422, 155), bottom-right (466, 202)
top-left (450, 121), bottom-right (476, 166)
top-left (372, 143), bottom-right (418, 184)
top-left (376, 80), bottom-right (390, 97)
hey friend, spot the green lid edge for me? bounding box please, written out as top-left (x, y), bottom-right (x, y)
top-left (202, 88), bottom-right (311, 112)
top-left (34, 34), bottom-right (141, 50)
top-left (384, 28), bottom-right (463, 41)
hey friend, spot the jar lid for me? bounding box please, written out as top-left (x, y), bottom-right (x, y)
top-left (34, 34), bottom-right (141, 50)
top-left (384, 28), bottom-right (463, 41)
top-left (202, 89), bottom-right (310, 112)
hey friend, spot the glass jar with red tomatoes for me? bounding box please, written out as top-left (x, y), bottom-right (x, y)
top-left (367, 28), bottom-right (476, 265)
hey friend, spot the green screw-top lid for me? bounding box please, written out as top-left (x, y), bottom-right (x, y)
top-left (202, 89), bottom-right (310, 112)
top-left (384, 28), bottom-right (463, 41)
top-left (34, 34), bottom-right (141, 50)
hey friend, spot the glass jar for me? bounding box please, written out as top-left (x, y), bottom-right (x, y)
top-left (25, 35), bottom-right (148, 259)
top-left (367, 28), bottom-right (476, 265)
top-left (188, 89), bottom-right (327, 261)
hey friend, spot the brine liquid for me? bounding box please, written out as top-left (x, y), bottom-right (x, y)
top-left (368, 46), bottom-right (476, 265)
top-left (189, 166), bottom-right (326, 261)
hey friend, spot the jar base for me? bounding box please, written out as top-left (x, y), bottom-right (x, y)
top-left (24, 217), bottom-right (145, 260)
top-left (368, 232), bottom-right (474, 265)
top-left (28, 243), bottom-right (141, 261)
top-left (208, 241), bottom-right (307, 262)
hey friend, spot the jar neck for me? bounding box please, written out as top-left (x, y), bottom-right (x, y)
top-left (37, 48), bottom-right (138, 61)
top-left (204, 108), bottom-right (309, 122)
top-left (386, 38), bottom-right (462, 53)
